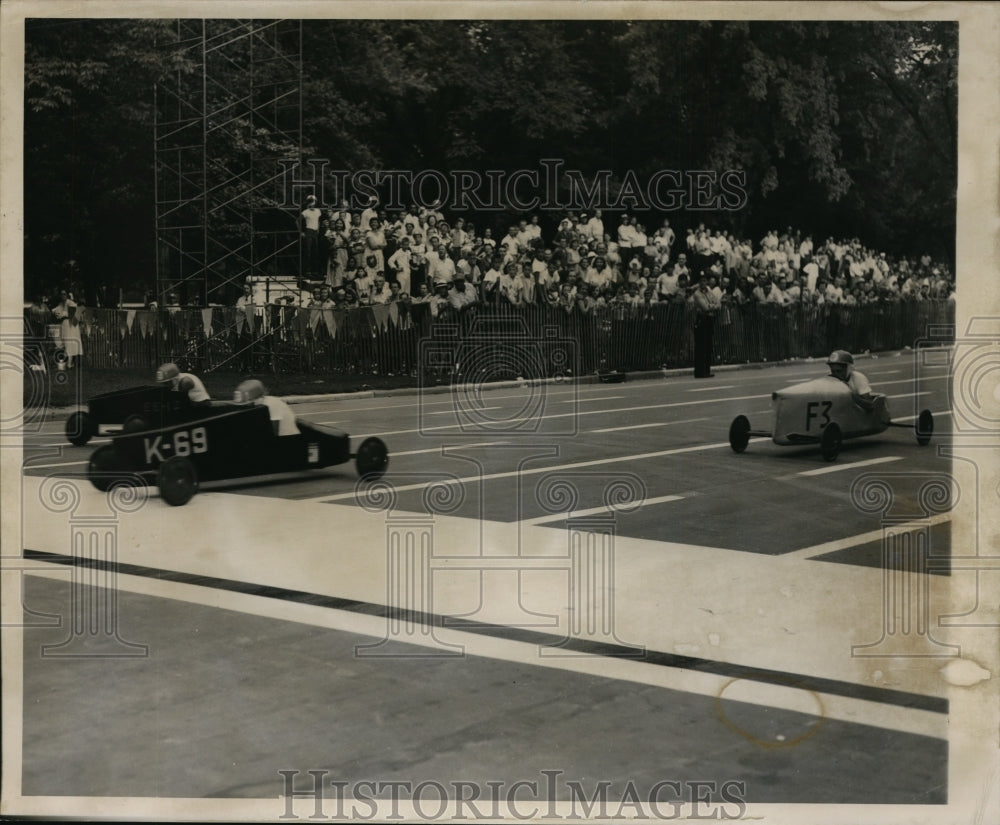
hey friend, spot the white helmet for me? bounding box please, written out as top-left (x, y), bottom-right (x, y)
top-left (233, 379), bottom-right (265, 403)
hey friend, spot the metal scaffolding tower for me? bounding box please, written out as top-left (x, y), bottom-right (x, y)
top-left (154, 19), bottom-right (303, 307)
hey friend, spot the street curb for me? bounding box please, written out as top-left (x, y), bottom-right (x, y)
top-left (30, 348), bottom-right (918, 419)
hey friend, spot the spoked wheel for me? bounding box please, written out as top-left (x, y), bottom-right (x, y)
top-left (88, 444), bottom-right (122, 492)
top-left (729, 415), bottom-right (751, 453)
top-left (157, 456), bottom-right (199, 507)
top-left (916, 409), bottom-right (934, 446)
top-left (821, 422), bottom-right (842, 462)
top-left (355, 436), bottom-right (389, 478)
top-left (66, 411), bottom-right (93, 446)
top-left (122, 414), bottom-right (148, 433)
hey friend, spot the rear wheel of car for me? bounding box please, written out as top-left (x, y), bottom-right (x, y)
top-left (122, 414), bottom-right (148, 433)
top-left (66, 411), bottom-right (93, 446)
top-left (88, 445), bottom-right (121, 492)
top-left (157, 456), bottom-right (199, 507)
top-left (916, 410), bottom-right (934, 446)
top-left (355, 437), bottom-right (389, 478)
top-left (821, 422), bottom-right (842, 462)
top-left (729, 415), bottom-right (751, 453)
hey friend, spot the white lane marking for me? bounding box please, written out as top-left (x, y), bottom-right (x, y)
top-left (356, 395), bottom-right (769, 438)
top-left (796, 456), bottom-right (903, 477)
top-left (24, 437), bottom-right (111, 445)
top-left (521, 493), bottom-right (686, 526)
top-left (687, 385), bottom-right (735, 392)
top-left (303, 441), bottom-right (732, 503)
top-left (23, 459), bottom-right (90, 470)
top-left (313, 421), bottom-right (344, 426)
top-left (885, 392), bottom-right (931, 400)
top-left (390, 440), bottom-right (508, 457)
top-left (426, 407), bottom-right (501, 415)
top-left (893, 410), bottom-right (952, 422)
top-left (785, 513), bottom-right (953, 560)
top-left (562, 396), bottom-right (625, 403)
top-left (19, 566), bottom-right (947, 740)
top-left (591, 417), bottom-right (707, 433)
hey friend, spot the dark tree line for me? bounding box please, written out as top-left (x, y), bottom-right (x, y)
top-left (23, 18), bottom-right (957, 300)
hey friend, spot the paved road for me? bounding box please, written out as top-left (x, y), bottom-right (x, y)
top-left (10, 357), bottom-right (976, 819)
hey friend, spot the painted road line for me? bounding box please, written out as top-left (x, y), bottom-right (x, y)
top-left (521, 493), bottom-right (686, 526)
top-left (784, 512), bottom-right (953, 561)
top-left (390, 441), bottom-right (508, 458)
top-left (22, 459), bottom-right (90, 470)
top-left (356, 395), bottom-right (769, 438)
top-left (796, 456), bottom-right (903, 477)
top-left (893, 409), bottom-right (952, 422)
top-left (561, 396), bottom-right (625, 403)
top-left (427, 407), bottom-right (501, 415)
top-left (591, 417), bottom-right (707, 433)
top-left (21, 563), bottom-right (948, 740)
top-left (687, 385), bottom-right (735, 392)
top-left (885, 392), bottom-right (931, 400)
top-left (303, 441), bottom-right (732, 503)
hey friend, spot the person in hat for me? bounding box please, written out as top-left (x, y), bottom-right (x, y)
top-left (826, 350), bottom-right (878, 411)
top-left (233, 379), bottom-right (299, 436)
top-left (156, 362), bottom-right (211, 406)
top-left (448, 266), bottom-right (479, 311)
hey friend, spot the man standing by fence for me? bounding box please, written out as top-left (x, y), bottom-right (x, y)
top-left (692, 276), bottom-right (721, 378)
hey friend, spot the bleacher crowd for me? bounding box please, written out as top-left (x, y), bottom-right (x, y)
top-left (295, 198), bottom-right (955, 321)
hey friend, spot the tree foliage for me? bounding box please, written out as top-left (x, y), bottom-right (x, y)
top-left (22, 18), bottom-right (957, 298)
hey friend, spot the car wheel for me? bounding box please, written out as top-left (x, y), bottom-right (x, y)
top-left (157, 456), bottom-right (199, 507)
top-left (729, 415), bottom-right (751, 453)
top-left (821, 422), bottom-right (842, 462)
top-left (355, 437), bottom-right (389, 478)
top-left (66, 411), bottom-right (93, 446)
top-left (88, 444), bottom-right (121, 492)
top-left (916, 410), bottom-right (934, 446)
top-left (122, 414), bottom-right (148, 433)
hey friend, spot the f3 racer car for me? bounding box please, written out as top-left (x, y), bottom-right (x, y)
top-left (86, 404), bottom-right (389, 505)
top-left (65, 385), bottom-right (237, 446)
top-left (728, 374), bottom-right (933, 461)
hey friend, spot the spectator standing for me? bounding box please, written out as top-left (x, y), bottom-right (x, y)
top-left (692, 276), bottom-right (721, 378)
top-left (299, 195), bottom-right (323, 278)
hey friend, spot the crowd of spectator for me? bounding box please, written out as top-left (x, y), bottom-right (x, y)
top-left (292, 199), bottom-right (956, 321)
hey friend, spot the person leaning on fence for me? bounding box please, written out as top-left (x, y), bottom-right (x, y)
top-left (156, 362), bottom-right (211, 407)
top-left (692, 276), bottom-right (721, 378)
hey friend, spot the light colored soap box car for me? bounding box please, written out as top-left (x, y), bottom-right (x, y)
top-left (729, 375), bottom-right (933, 461)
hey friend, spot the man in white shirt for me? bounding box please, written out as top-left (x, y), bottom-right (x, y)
top-left (233, 379), bottom-right (300, 436)
top-left (388, 237), bottom-right (412, 294)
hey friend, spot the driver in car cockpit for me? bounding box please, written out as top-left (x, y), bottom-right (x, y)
top-left (827, 350), bottom-right (876, 411)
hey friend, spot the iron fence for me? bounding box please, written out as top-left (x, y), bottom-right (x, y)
top-left (53, 299), bottom-right (955, 379)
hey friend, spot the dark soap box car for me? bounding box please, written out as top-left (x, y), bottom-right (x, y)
top-left (87, 404), bottom-right (389, 506)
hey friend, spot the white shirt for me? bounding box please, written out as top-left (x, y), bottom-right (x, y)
top-left (261, 396), bottom-right (300, 436)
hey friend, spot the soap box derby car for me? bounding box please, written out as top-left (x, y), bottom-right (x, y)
top-left (87, 404), bottom-right (389, 506)
top-left (64, 385), bottom-right (233, 446)
top-left (728, 375), bottom-right (933, 461)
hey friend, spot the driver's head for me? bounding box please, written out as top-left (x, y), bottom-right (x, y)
top-left (233, 379), bottom-right (266, 403)
top-left (156, 362), bottom-right (180, 384)
top-left (827, 349), bottom-right (854, 381)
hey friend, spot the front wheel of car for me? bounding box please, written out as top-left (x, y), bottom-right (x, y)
top-left (157, 456), bottom-right (199, 507)
top-left (66, 411), bottom-right (93, 446)
top-left (355, 437), bottom-right (389, 478)
top-left (729, 415), bottom-right (751, 453)
top-left (916, 410), bottom-right (934, 446)
top-left (88, 444), bottom-right (121, 492)
top-left (821, 422), bottom-right (842, 462)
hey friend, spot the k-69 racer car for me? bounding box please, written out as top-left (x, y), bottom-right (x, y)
top-left (65, 385), bottom-right (237, 446)
top-left (728, 374), bottom-right (933, 461)
top-left (87, 404), bottom-right (389, 505)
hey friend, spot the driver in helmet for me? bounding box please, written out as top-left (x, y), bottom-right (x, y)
top-left (156, 362), bottom-right (211, 407)
top-left (827, 350), bottom-right (875, 411)
top-left (233, 379), bottom-right (300, 436)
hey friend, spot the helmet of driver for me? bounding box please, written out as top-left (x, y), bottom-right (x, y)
top-left (233, 379), bottom-right (265, 403)
top-left (827, 350), bottom-right (854, 365)
top-left (156, 362), bottom-right (180, 383)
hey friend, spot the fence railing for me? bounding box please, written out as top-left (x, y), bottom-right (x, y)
top-left (42, 300), bottom-right (956, 378)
